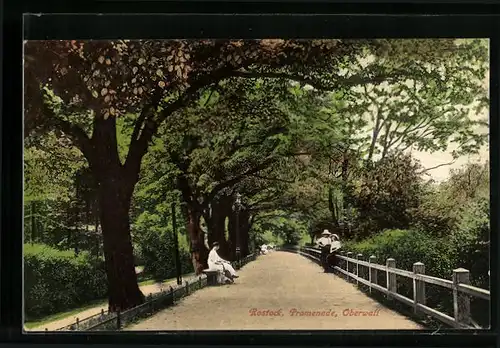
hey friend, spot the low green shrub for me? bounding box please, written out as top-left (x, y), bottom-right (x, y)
top-left (343, 229), bottom-right (455, 279)
top-left (24, 243), bottom-right (107, 320)
top-left (134, 218), bottom-right (194, 281)
top-left (344, 224), bottom-right (489, 325)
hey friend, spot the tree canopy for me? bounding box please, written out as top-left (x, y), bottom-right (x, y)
top-left (24, 38), bottom-right (489, 312)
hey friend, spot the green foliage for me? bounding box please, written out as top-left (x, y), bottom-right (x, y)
top-left (24, 130), bottom-right (101, 256)
top-left (23, 38), bottom-right (489, 312)
top-left (132, 212), bottom-right (193, 280)
top-left (343, 229), bottom-right (456, 316)
top-left (345, 215), bottom-right (489, 322)
top-left (24, 243), bottom-right (107, 319)
top-left (24, 132), bottom-right (86, 204)
top-left (254, 213), bottom-right (309, 246)
top-left (409, 183), bottom-right (459, 237)
top-left (257, 230), bottom-right (284, 246)
top-left (347, 153), bottom-right (424, 237)
top-left (411, 162), bottom-right (489, 238)
top-left (449, 195), bottom-right (490, 287)
top-left (344, 229), bottom-right (455, 278)
top-left (346, 160), bottom-right (490, 286)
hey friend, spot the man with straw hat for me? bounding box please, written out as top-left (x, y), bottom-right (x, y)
top-left (316, 229), bottom-right (332, 272)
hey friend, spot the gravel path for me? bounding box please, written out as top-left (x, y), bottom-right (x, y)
top-left (27, 273), bottom-right (197, 331)
top-left (127, 251), bottom-right (423, 330)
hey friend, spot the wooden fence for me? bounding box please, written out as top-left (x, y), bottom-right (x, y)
top-left (285, 246), bottom-right (490, 329)
top-left (54, 253), bottom-right (257, 331)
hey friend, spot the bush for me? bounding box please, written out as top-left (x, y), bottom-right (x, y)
top-left (24, 243), bottom-right (107, 320)
top-left (449, 196), bottom-right (490, 288)
top-left (344, 225), bottom-right (489, 325)
top-left (344, 229), bottom-right (455, 279)
top-left (410, 187), bottom-right (458, 238)
top-left (343, 229), bottom-right (456, 315)
top-left (134, 219), bottom-right (194, 281)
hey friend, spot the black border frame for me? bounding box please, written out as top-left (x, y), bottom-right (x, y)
top-left (2, 7), bottom-right (500, 348)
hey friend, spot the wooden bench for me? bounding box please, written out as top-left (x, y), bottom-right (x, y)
top-left (202, 269), bottom-right (221, 286)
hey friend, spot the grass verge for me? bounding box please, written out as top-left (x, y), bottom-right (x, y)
top-left (24, 298), bottom-right (107, 329)
top-left (24, 273), bottom-right (195, 329)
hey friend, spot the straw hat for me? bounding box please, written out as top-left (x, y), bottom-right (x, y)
top-left (321, 229), bottom-right (331, 236)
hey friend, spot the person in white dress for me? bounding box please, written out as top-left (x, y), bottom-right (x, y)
top-left (208, 242), bottom-right (239, 283)
top-left (329, 234), bottom-right (341, 251)
top-left (261, 244), bottom-right (268, 255)
top-left (327, 233), bottom-right (342, 269)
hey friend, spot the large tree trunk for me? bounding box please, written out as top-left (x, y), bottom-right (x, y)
top-left (239, 209), bottom-right (250, 256)
top-left (185, 205), bottom-right (209, 274)
top-left (90, 117), bottom-right (144, 312)
top-left (177, 173), bottom-right (209, 274)
top-left (328, 187), bottom-right (340, 227)
top-left (98, 175), bottom-right (144, 312)
top-left (368, 109), bottom-right (383, 162)
top-left (205, 196), bottom-right (231, 260)
top-left (227, 211), bottom-right (237, 260)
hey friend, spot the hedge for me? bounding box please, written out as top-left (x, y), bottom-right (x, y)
top-left (343, 228), bottom-right (489, 326)
top-left (24, 243), bottom-right (107, 320)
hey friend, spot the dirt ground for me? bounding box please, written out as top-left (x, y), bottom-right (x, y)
top-left (127, 251), bottom-right (423, 330)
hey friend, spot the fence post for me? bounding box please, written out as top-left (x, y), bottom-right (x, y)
top-left (356, 254), bottom-right (363, 286)
top-left (453, 268), bottom-right (471, 327)
top-left (170, 285), bottom-right (174, 303)
top-left (346, 252), bottom-right (353, 281)
top-left (148, 293), bottom-right (153, 311)
top-left (339, 251), bottom-right (346, 276)
top-left (76, 317), bottom-right (80, 329)
top-left (369, 255), bottom-right (377, 294)
top-left (413, 262), bottom-right (426, 314)
top-left (199, 276), bottom-right (202, 288)
top-left (116, 310), bottom-right (121, 330)
top-left (386, 258), bottom-right (396, 299)
top-left (185, 280), bottom-right (189, 295)
top-left (101, 309), bottom-right (105, 317)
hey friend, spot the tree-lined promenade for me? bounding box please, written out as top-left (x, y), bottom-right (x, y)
top-left (126, 252), bottom-right (423, 330)
top-left (24, 39), bottom-right (489, 323)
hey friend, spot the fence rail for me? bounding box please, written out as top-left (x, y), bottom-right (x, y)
top-left (283, 246), bottom-right (489, 329)
top-left (55, 253), bottom-right (256, 331)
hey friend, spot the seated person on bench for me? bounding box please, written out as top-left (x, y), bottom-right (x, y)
top-left (208, 242), bottom-right (239, 282)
